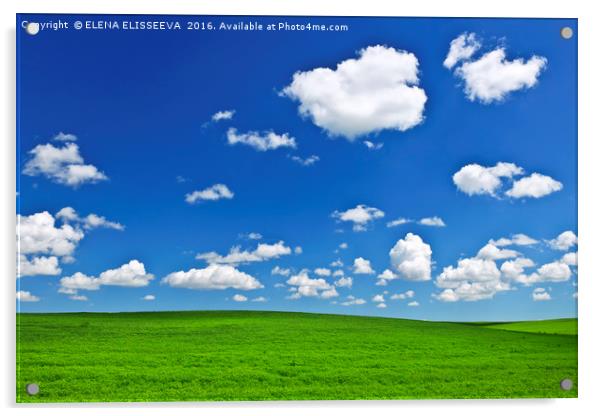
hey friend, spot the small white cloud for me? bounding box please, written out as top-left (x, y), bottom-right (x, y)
top-left (561, 252), bottom-right (577, 266)
top-left (286, 269), bottom-right (337, 299)
top-left (453, 46), bottom-right (547, 103)
top-left (490, 233), bottom-right (538, 247)
top-left (69, 294), bottom-right (88, 301)
top-left (282, 45), bottom-right (427, 140)
top-left (186, 184), bottom-right (234, 204)
top-left (386, 217), bottom-right (411, 228)
top-left (443, 32), bottom-right (481, 69)
top-left (341, 295), bottom-right (367, 306)
top-left (53, 132), bottom-right (78, 142)
top-left (363, 141), bottom-right (384, 150)
top-left (339, 243), bottom-right (348, 250)
top-left (547, 231), bottom-right (578, 251)
top-left (243, 232), bottom-right (263, 240)
top-left (56, 207), bottom-right (125, 231)
top-left (376, 302), bottom-right (387, 309)
top-left (532, 288), bottom-right (552, 301)
top-left (197, 241), bottom-right (292, 265)
top-left (271, 266), bottom-right (291, 276)
top-left (294, 246), bottom-right (303, 255)
top-left (391, 290), bottom-right (415, 300)
top-left (353, 257), bottom-right (375, 274)
top-left (18, 254), bottom-right (61, 277)
top-left (232, 294), bottom-right (248, 302)
top-left (290, 155), bottom-right (320, 166)
top-left (452, 162), bottom-right (523, 196)
top-left (16, 290), bottom-right (39, 302)
top-left (408, 301), bottom-right (420, 307)
top-left (97, 260), bottom-right (154, 287)
top-left (330, 259), bottom-right (344, 268)
top-left (476, 243), bottom-right (520, 261)
top-left (163, 264), bottom-right (263, 290)
top-left (211, 110), bottom-right (236, 122)
top-left (332, 204), bottom-right (384, 232)
top-left (143, 295), bottom-right (155, 301)
top-left (505, 173), bottom-right (563, 199)
top-left (251, 296), bottom-right (267, 302)
top-left (418, 216), bottom-right (446, 227)
top-left (389, 233), bottom-right (432, 281)
top-left (227, 128), bottom-right (297, 151)
top-left (314, 268), bottom-right (331, 277)
top-left (372, 294), bottom-right (385, 303)
top-left (335, 277), bottom-right (353, 288)
top-left (23, 142), bottom-right (107, 187)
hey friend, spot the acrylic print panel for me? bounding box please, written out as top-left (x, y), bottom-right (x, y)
top-left (16, 14), bottom-right (577, 402)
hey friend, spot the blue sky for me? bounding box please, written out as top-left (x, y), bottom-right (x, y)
top-left (17, 14), bottom-right (577, 321)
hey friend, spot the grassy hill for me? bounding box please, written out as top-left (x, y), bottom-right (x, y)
top-left (477, 318), bottom-right (577, 336)
top-left (16, 311), bottom-right (577, 402)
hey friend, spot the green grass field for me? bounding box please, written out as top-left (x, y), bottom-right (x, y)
top-left (16, 311), bottom-right (577, 402)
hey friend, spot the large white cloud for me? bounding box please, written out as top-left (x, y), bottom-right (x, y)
top-left (389, 233), bottom-right (432, 281)
top-left (226, 128), bottom-right (297, 151)
top-left (23, 142), bottom-right (108, 187)
top-left (282, 45), bottom-right (427, 140)
top-left (18, 211), bottom-right (84, 258)
top-left (185, 184), bottom-right (234, 204)
top-left (332, 204), bottom-right (385, 232)
top-left (18, 254), bottom-right (61, 277)
top-left (443, 33), bottom-right (481, 69)
top-left (547, 231), bottom-right (578, 251)
top-left (197, 241), bottom-right (292, 265)
top-left (60, 272), bottom-right (102, 291)
top-left (505, 173), bottom-right (563, 198)
top-left (163, 264), bottom-right (262, 290)
top-left (450, 39), bottom-right (547, 103)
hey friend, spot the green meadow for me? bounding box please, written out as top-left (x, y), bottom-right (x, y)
top-left (16, 311), bottom-right (577, 402)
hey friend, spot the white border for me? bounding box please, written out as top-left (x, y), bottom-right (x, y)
top-left (2, 1), bottom-right (601, 415)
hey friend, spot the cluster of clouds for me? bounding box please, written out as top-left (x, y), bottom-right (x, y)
top-left (17, 208), bottom-right (123, 278)
top-left (332, 204), bottom-right (385, 232)
top-left (386, 216), bottom-right (446, 228)
top-left (226, 128), bottom-right (297, 152)
top-left (453, 162), bottom-right (563, 199)
top-left (286, 269), bottom-right (339, 300)
top-left (23, 133), bottom-right (107, 188)
top-left (58, 260), bottom-right (154, 301)
top-left (444, 33), bottom-right (547, 103)
top-left (432, 231), bottom-right (577, 302)
top-left (371, 290), bottom-right (418, 309)
top-left (196, 241), bottom-right (294, 265)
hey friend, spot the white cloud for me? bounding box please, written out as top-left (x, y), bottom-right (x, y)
top-left (227, 128), bottom-right (297, 151)
top-left (282, 45), bottom-right (427, 140)
top-left (232, 294), bottom-right (248, 302)
top-left (505, 173), bottom-right (563, 199)
top-left (330, 259), bottom-right (344, 268)
top-left (271, 266), bottom-right (291, 276)
top-left (561, 252), bottom-right (578, 266)
top-left (389, 233), bottom-right (432, 281)
top-left (252, 296), bottom-right (267, 302)
top-left (547, 231), bottom-right (578, 251)
top-left (17, 290), bottom-right (39, 302)
top-left (408, 301), bottom-right (420, 307)
top-left (386, 217), bottom-right (411, 228)
top-left (69, 294), bottom-right (88, 301)
top-left (363, 141), bottom-right (384, 150)
top-left (53, 132), bottom-right (78, 142)
top-left (372, 294), bottom-right (385, 303)
top-left (59, 260), bottom-right (154, 294)
top-left (245, 232), bottom-right (262, 240)
top-left (163, 264), bottom-right (263, 290)
top-left (532, 288), bottom-right (552, 301)
top-left (211, 110), bottom-right (235, 122)
top-left (290, 155), bottom-right (320, 166)
top-left (390, 290), bottom-right (415, 300)
top-left (452, 162), bottom-right (523, 196)
top-left (286, 269), bottom-right (338, 299)
top-left (476, 243), bottom-right (520, 260)
top-left (536, 261), bottom-right (572, 282)
top-left (18, 254), bottom-right (61, 277)
top-left (500, 257), bottom-right (536, 285)
top-left (314, 268), bottom-right (331, 277)
top-left (335, 277), bottom-right (353, 288)
top-left (377, 269), bottom-right (397, 281)
top-left (418, 216), bottom-right (446, 227)
top-left (341, 295), bottom-right (367, 306)
top-left (332, 204), bottom-right (384, 232)
top-left (18, 211), bottom-right (84, 258)
top-left (490, 233), bottom-right (538, 247)
top-left (376, 303), bottom-right (387, 309)
top-left (453, 47), bottom-right (547, 103)
top-left (443, 33), bottom-right (481, 69)
top-left (56, 207), bottom-right (124, 231)
top-left (185, 184), bottom-right (234, 204)
top-left (143, 295), bottom-right (155, 301)
top-left (339, 243), bottom-right (348, 250)
top-left (333, 269), bottom-right (345, 277)
top-left (294, 246), bottom-right (303, 255)
top-left (353, 257), bottom-right (375, 274)
top-left (197, 241), bottom-right (292, 265)
top-left (23, 142), bottom-right (108, 187)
